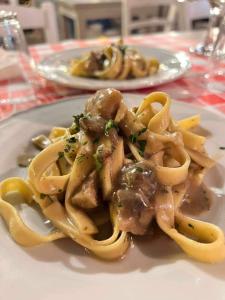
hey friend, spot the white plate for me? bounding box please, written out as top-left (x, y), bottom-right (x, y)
top-left (0, 94), bottom-right (225, 300)
top-left (37, 46), bottom-right (191, 90)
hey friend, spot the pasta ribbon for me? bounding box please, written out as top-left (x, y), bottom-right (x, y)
top-left (136, 92), bottom-right (171, 133)
top-left (43, 201), bottom-right (130, 260)
top-left (29, 140), bottom-right (70, 195)
top-left (155, 146), bottom-right (190, 186)
top-left (0, 178), bottom-right (65, 246)
top-left (94, 46), bottom-right (123, 79)
top-left (69, 40), bottom-right (160, 80)
top-left (0, 90), bottom-right (223, 263)
top-left (178, 115), bottom-right (200, 130)
top-left (156, 191), bottom-right (225, 263)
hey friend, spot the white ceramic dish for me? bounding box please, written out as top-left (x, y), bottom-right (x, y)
top-left (37, 46), bottom-right (191, 90)
top-left (0, 94), bottom-right (224, 300)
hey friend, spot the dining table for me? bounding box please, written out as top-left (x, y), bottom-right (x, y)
top-left (0, 30), bottom-right (225, 121)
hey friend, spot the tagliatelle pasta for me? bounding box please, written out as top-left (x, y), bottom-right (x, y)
top-left (70, 39), bottom-right (160, 80)
top-left (0, 89), bottom-right (224, 263)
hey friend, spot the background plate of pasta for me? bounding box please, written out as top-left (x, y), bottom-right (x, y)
top-left (0, 90), bottom-right (225, 300)
top-left (37, 43), bottom-right (191, 90)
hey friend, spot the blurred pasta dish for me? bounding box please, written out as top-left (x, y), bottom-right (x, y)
top-left (69, 40), bottom-right (159, 80)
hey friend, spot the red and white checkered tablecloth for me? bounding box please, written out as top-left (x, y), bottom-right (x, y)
top-left (1, 32), bottom-right (225, 120)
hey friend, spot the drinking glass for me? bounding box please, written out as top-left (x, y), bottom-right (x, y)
top-left (204, 15), bottom-right (225, 92)
top-left (190, 0), bottom-right (225, 56)
top-left (0, 10), bottom-right (36, 104)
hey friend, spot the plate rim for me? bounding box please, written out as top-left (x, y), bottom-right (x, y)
top-left (1, 93), bottom-right (224, 129)
top-left (36, 46), bottom-right (192, 90)
top-left (0, 93), bottom-right (225, 299)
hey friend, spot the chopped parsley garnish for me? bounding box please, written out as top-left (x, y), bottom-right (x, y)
top-left (138, 127), bottom-right (147, 135)
top-left (219, 146), bottom-right (225, 150)
top-left (76, 154), bottom-right (86, 164)
top-left (129, 133), bottom-right (138, 143)
top-left (129, 127), bottom-right (147, 144)
top-left (82, 141), bottom-right (88, 145)
top-left (58, 151), bottom-right (64, 159)
top-left (188, 223), bottom-right (194, 229)
top-left (73, 113), bottom-right (84, 123)
top-left (105, 119), bottom-right (118, 135)
top-left (135, 167), bottom-right (143, 173)
top-left (64, 144), bottom-right (71, 153)
top-left (93, 153), bottom-right (103, 171)
top-left (40, 193), bottom-right (47, 199)
top-left (70, 113), bottom-right (84, 134)
top-left (67, 136), bottom-right (77, 143)
top-left (138, 140), bottom-right (146, 157)
top-left (69, 123), bottom-right (77, 135)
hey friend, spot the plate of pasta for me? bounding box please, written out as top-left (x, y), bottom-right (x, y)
top-left (37, 41), bottom-right (191, 90)
top-left (0, 90), bottom-right (225, 300)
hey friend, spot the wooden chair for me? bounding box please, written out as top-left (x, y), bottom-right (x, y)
top-left (57, 0), bottom-right (121, 40)
top-left (177, 0), bottom-right (210, 31)
top-left (6, 1), bottom-right (38, 6)
top-left (121, 0), bottom-right (177, 36)
top-left (0, 2), bottom-right (59, 43)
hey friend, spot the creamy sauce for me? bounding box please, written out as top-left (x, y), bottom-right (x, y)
top-left (181, 183), bottom-right (212, 216)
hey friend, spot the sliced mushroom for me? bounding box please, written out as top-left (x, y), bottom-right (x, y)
top-left (71, 170), bottom-right (98, 209)
top-left (114, 162), bottom-right (158, 235)
top-left (17, 154), bottom-right (34, 167)
top-left (32, 135), bottom-right (51, 150)
top-left (85, 88), bottom-right (122, 120)
top-left (79, 115), bottom-right (106, 135)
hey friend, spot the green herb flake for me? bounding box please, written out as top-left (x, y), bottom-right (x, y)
top-left (82, 113), bottom-right (91, 120)
top-left (129, 128), bottom-right (147, 145)
top-left (129, 133), bottom-right (138, 144)
top-left (40, 193), bottom-right (47, 199)
top-left (58, 151), bottom-right (64, 159)
top-left (58, 189), bottom-right (62, 193)
top-left (69, 123), bottom-right (77, 135)
top-left (135, 166), bottom-right (143, 173)
top-left (70, 113), bottom-right (84, 133)
top-left (76, 154), bottom-right (86, 164)
top-left (138, 127), bottom-right (147, 135)
top-left (93, 153), bottom-right (103, 171)
top-left (105, 119), bottom-right (118, 136)
top-left (67, 136), bottom-right (77, 143)
top-left (73, 113), bottom-right (84, 122)
top-left (188, 223), bottom-right (194, 229)
top-left (138, 140), bottom-right (146, 156)
top-left (82, 141), bottom-right (88, 145)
